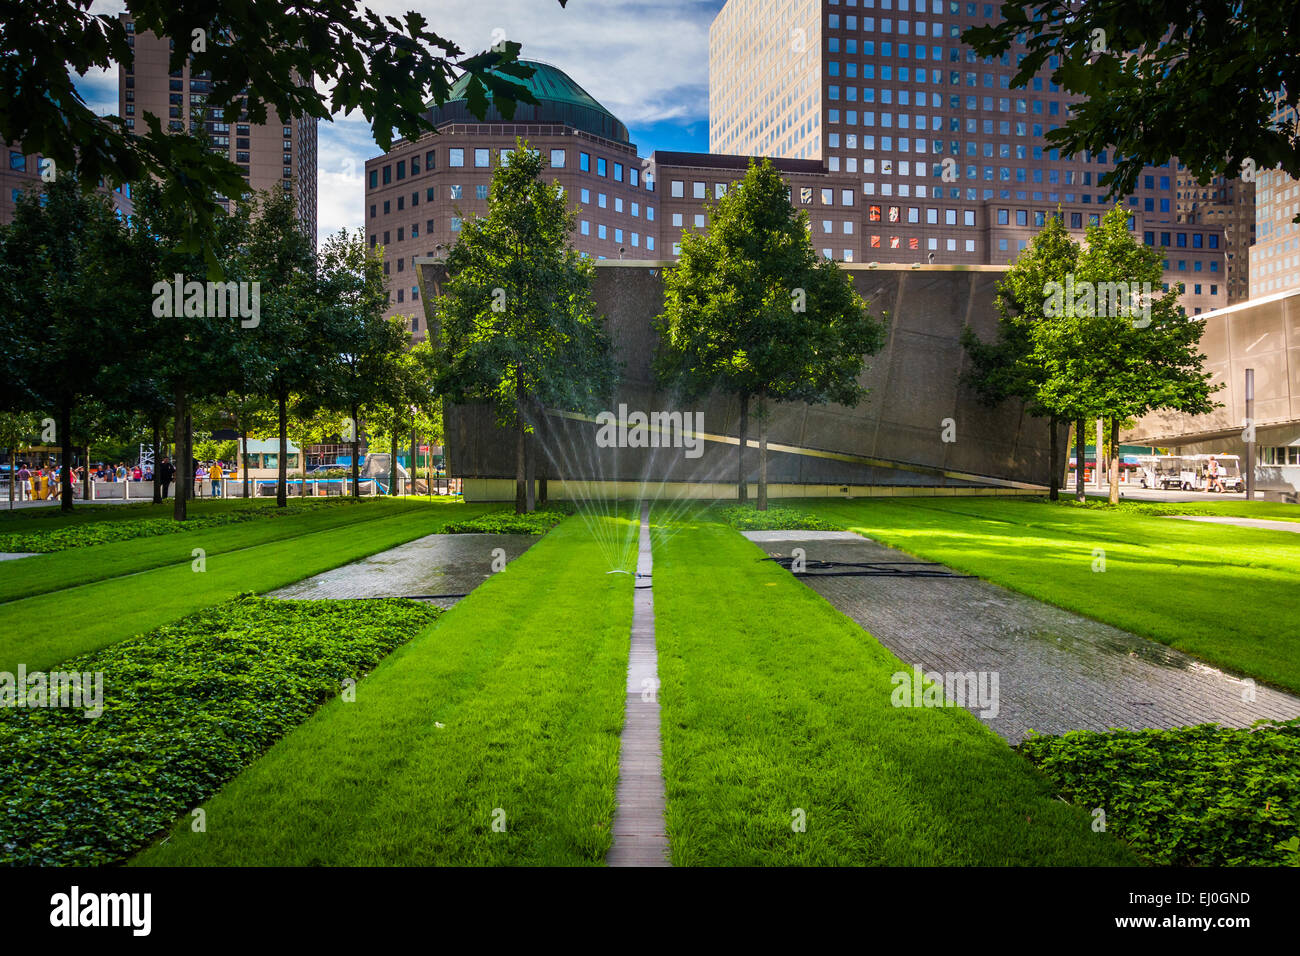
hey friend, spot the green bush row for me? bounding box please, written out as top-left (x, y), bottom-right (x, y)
top-left (0, 594), bottom-right (440, 865)
top-left (1019, 719), bottom-right (1300, 866)
top-left (0, 498), bottom-right (364, 553)
top-left (717, 504), bottom-right (843, 532)
top-left (440, 508), bottom-right (570, 535)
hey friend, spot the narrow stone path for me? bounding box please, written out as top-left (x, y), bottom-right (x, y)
top-left (1169, 514), bottom-right (1300, 534)
top-left (607, 501), bottom-right (670, 867)
top-left (745, 530), bottom-right (1300, 743)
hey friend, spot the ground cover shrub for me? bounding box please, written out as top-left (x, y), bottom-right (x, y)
top-left (440, 507), bottom-right (570, 535)
top-left (0, 594), bottom-right (439, 865)
top-left (1019, 719), bottom-right (1300, 866)
top-left (717, 504), bottom-right (842, 532)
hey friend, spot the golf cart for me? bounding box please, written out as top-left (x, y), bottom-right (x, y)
top-left (1138, 455), bottom-right (1195, 490)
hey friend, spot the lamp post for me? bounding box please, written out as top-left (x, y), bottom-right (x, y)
top-left (1245, 368), bottom-right (1255, 500)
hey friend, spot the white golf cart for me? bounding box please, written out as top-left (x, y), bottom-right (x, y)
top-left (1190, 454), bottom-right (1245, 493)
top-left (1138, 455), bottom-right (1197, 490)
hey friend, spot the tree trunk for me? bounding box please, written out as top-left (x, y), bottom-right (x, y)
top-left (1108, 418), bottom-right (1121, 506)
top-left (409, 426), bottom-right (416, 497)
top-left (389, 424), bottom-right (398, 496)
top-left (276, 393), bottom-right (288, 508)
top-left (514, 411), bottom-right (527, 515)
top-left (525, 426), bottom-right (537, 513)
top-left (7, 447), bottom-right (12, 511)
top-left (427, 435), bottom-right (433, 498)
top-left (757, 391), bottom-right (769, 511)
top-left (57, 405), bottom-right (73, 512)
top-left (83, 444), bottom-right (91, 501)
top-left (1048, 416), bottom-right (1060, 501)
top-left (173, 388), bottom-right (188, 521)
top-left (299, 432), bottom-right (308, 498)
top-left (151, 421), bottom-right (162, 504)
top-left (737, 394), bottom-right (749, 504)
top-left (350, 405), bottom-right (361, 499)
top-left (242, 429), bottom-right (250, 499)
top-left (1074, 417), bottom-right (1086, 502)
top-left (184, 410), bottom-right (193, 502)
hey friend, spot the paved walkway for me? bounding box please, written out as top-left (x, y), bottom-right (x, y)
top-left (607, 502), bottom-right (670, 867)
top-left (1169, 515), bottom-right (1300, 534)
top-left (265, 533), bottom-right (538, 607)
top-left (744, 531), bottom-right (1300, 743)
top-left (0, 553), bottom-right (38, 561)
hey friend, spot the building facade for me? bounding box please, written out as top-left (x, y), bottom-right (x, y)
top-left (708, 0), bottom-right (1232, 313)
top-left (1249, 104), bottom-right (1300, 299)
top-left (2, 140), bottom-right (134, 225)
top-left (117, 14), bottom-right (318, 240)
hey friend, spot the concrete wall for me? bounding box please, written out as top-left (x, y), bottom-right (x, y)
top-left (424, 260), bottom-right (1055, 498)
top-left (1123, 289), bottom-right (1300, 494)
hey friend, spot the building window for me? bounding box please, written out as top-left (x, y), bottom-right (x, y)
top-left (476, 185), bottom-right (489, 200)
top-left (597, 157), bottom-right (607, 177)
top-left (550, 149), bottom-right (566, 168)
top-left (671, 181), bottom-right (685, 198)
top-left (580, 152), bottom-right (591, 171)
top-left (474, 148), bottom-right (490, 167)
top-left (449, 149), bottom-right (464, 167)
top-left (450, 217), bottom-right (462, 232)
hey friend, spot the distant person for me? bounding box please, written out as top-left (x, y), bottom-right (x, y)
top-left (1208, 456), bottom-right (1225, 493)
top-left (131, 464), bottom-right (142, 481)
top-left (115, 462), bottom-right (127, 481)
top-left (209, 460), bottom-right (223, 497)
top-left (143, 465), bottom-right (154, 481)
top-left (195, 463), bottom-right (208, 497)
top-left (16, 463), bottom-right (29, 501)
top-left (157, 458), bottom-right (175, 499)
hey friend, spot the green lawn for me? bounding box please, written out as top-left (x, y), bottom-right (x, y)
top-left (134, 512), bottom-right (635, 866)
top-left (0, 499), bottom-right (423, 603)
top-left (0, 499), bottom-right (498, 673)
top-left (790, 497), bottom-right (1300, 694)
top-left (652, 513), bottom-right (1137, 865)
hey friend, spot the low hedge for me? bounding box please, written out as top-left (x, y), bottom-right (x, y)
top-left (0, 594), bottom-right (440, 866)
top-left (1019, 719), bottom-right (1300, 866)
top-left (0, 498), bottom-right (364, 553)
top-left (440, 508), bottom-right (570, 535)
top-left (717, 504), bottom-right (843, 532)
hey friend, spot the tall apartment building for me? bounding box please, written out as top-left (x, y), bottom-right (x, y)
top-left (365, 61), bottom-right (661, 335)
top-left (118, 15), bottom-right (318, 240)
top-left (1250, 103), bottom-right (1300, 299)
top-left (709, 0), bottom-right (1228, 314)
top-left (2, 140), bottom-right (134, 224)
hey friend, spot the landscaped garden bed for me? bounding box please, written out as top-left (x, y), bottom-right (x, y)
top-left (440, 506), bottom-right (571, 535)
top-left (0, 594), bottom-right (440, 866)
top-left (1019, 720), bottom-right (1300, 866)
top-left (716, 503), bottom-right (842, 532)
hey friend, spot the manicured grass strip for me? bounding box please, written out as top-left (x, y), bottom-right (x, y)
top-left (0, 499), bottom-right (440, 604)
top-left (799, 497), bottom-right (1300, 695)
top-left (0, 596), bottom-right (439, 866)
top-left (0, 504), bottom-right (495, 674)
top-left (0, 497), bottom-right (365, 553)
top-left (1065, 497), bottom-right (1300, 521)
top-left (1019, 719), bottom-right (1300, 866)
top-left (134, 515), bottom-right (634, 866)
top-left (716, 504), bottom-right (841, 531)
top-left (652, 514), bottom-right (1137, 866)
top-left (0, 494), bottom-right (327, 528)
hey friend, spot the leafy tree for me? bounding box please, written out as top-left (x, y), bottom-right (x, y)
top-left (435, 139), bottom-right (618, 514)
top-left (0, 412), bottom-right (39, 510)
top-left (0, 177), bottom-right (145, 511)
top-left (1054, 207), bottom-right (1219, 504)
top-left (0, 0), bottom-right (563, 260)
top-left (962, 210), bottom-right (1080, 500)
top-left (656, 159), bottom-right (885, 509)
top-left (238, 186), bottom-right (322, 507)
top-left (964, 1), bottom-right (1300, 203)
top-left (315, 229), bottom-right (406, 498)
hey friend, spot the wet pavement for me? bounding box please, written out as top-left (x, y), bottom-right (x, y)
top-left (743, 530), bottom-right (1300, 743)
top-left (266, 533), bottom-right (539, 608)
top-left (0, 553), bottom-right (39, 561)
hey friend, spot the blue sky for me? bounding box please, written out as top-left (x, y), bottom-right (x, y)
top-left (78, 1), bottom-right (729, 245)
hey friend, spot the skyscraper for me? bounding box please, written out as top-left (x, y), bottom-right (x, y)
top-left (1249, 102), bottom-right (1300, 299)
top-left (117, 14), bottom-right (318, 241)
top-left (709, 0), bottom-right (1231, 314)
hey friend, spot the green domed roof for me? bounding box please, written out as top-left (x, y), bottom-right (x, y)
top-left (430, 60), bottom-right (630, 144)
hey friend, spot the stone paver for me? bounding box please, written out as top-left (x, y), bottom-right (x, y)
top-left (265, 532), bottom-right (538, 607)
top-left (607, 501), bottom-right (670, 867)
top-left (744, 531), bottom-right (1300, 743)
top-left (1169, 515), bottom-right (1300, 534)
